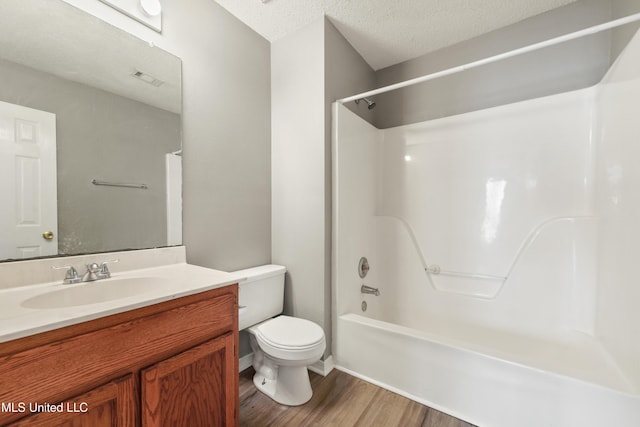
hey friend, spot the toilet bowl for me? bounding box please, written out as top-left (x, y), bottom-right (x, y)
top-left (249, 315), bottom-right (325, 405)
top-left (234, 265), bottom-right (326, 406)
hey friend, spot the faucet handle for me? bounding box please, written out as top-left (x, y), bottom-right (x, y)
top-left (52, 265), bottom-right (81, 284)
top-left (98, 259), bottom-right (119, 279)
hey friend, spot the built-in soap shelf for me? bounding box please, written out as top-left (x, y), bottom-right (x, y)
top-left (426, 269), bottom-right (505, 299)
top-left (380, 215), bottom-right (597, 299)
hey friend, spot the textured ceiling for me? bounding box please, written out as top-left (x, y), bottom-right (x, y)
top-left (214, 0), bottom-right (578, 70)
top-left (0, 0), bottom-right (181, 113)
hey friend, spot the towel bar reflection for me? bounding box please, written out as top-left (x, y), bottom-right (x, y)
top-left (91, 179), bottom-right (148, 189)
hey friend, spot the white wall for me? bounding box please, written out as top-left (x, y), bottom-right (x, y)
top-left (324, 19), bottom-right (377, 357)
top-left (596, 28), bottom-right (640, 389)
top-left (63, 0), bottom-right (272, 271)
top-left (334, 88), bottom-right (599, 338)
top-left (332, 103), bottom-right (381, 321)
top-left (376, 89), bottom-right (597, 336)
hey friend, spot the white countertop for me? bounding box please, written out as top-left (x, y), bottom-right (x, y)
top-left (0, 263), bottom-right (246, 343)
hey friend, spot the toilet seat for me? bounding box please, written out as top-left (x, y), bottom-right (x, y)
top-left (252, 315), bottom-right (325, 361)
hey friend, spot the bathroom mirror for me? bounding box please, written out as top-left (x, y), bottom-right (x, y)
top-left (0, 0), bottom-right (182, 262)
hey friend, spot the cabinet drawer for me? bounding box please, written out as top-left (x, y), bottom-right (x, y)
top-left (0, 289), bottom-right (236, 425)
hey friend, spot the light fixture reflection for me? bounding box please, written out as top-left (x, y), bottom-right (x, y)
top-left (481, 178), bottom-right (506, 243)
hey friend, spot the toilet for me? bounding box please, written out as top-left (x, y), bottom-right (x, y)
top-left (235, 264), bottom-right (326, 406)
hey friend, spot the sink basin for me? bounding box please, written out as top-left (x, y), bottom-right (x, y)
top-left (21, 277), bottom-right (171, 309)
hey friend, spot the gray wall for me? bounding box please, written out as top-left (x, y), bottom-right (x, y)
top-left (0, 57), bottom-right (180, 255)
top-left (373, 0), bottom-right (613, 128)
top-left (271, 18), bottom-right (327, 348)
top-left (161, 0), bottom-right (270, 356)
top-left (325, 19), bottom-right (378, 126)
top-left (161, 0), bottom-right (272, 271)
top-left (612, 0), bottom-right (640, 58)
top-left (271, 17), bottom-right (375, 359)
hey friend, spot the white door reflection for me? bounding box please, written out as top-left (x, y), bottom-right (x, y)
top-left (0, 101), bottom-right (57, 259)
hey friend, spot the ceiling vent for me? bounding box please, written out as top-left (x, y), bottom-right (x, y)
top-left (132, 70), bottom-right (164, 87)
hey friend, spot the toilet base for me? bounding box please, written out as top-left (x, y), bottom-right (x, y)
top-left (247, 316), bottom-right (325, 406)
top-left (253, 364), bottom-right (313, 406)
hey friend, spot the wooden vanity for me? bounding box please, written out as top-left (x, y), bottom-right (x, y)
top-left (0, 284), bottom-right (239, 426)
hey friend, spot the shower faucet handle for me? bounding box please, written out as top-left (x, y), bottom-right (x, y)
top-left (358, 257), bottom-right (370, 278)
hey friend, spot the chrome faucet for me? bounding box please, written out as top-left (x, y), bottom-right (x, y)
top-left (82, 263), bottom-right (101, 282)
top-left (361, 284), bottom-right (380, 296)
top-left (53, 259), bottom-right (119, 285)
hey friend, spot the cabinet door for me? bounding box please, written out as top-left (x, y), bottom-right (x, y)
top-left (141, 333), bottom-right (237, 427)
top-left (8, 374), bottom-right (137, 427)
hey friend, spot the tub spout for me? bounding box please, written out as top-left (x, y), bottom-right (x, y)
top-left (361, 284), bottom-right (380, 296)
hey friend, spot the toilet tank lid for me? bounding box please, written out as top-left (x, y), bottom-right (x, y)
top-left (232, 264), bottom-right (286, 282)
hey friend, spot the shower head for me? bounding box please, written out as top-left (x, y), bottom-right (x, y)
top-left (355, 97), bottom-right (376, 110)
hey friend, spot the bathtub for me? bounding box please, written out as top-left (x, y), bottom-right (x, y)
top-left (334, 312), bottom-right (640, 427)
top-left (332, 215), bottom-right (639, 427)
top-left (332, 29), bottom-right (640, 426)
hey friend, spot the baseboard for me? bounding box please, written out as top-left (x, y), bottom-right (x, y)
top-left (309, 355), bottom-right (334, 377)
top-left (239, 353), bottom-right (254, 373)
top-left (238, 353), bottom-right (335, 377)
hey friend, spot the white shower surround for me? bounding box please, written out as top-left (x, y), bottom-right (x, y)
top-left (332, 30), bottom-right (640, 427)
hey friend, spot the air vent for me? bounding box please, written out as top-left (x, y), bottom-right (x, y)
top-left (132, 70), bottom-right (164, 87)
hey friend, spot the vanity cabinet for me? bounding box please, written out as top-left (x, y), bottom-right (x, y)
top-left (141, 334), bottom-right (235, 426)
top-left (7, 375), bottom-right (137, 427)
top-left (0, 285), bottom-right (239, 427)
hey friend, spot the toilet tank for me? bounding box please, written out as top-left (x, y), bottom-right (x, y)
top-left (234, 264), bottom-right (286, 330)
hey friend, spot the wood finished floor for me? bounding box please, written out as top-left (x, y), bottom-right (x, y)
top-left (240, 368), bottom-right (476, 427)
